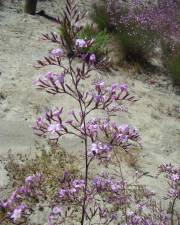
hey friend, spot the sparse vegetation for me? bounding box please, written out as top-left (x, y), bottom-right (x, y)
top-left (91, 1), bottom-right (113, 32)
top-left (91, 0), bottom-right (180, 73)
top-left (163, 43), bottom-right (180, 85)
top-left (115, 24), bottom-right (156, 65)
top-left (5, 143), bottom-right (79, 194)
top-left (78, 24), bottom-right (109, 60)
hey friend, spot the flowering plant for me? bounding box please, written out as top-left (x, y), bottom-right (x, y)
top-left (92, 0), bottom-right (180, 65)
top-left (105, 0), bottom-right (180, 48)
top-left (33, 6), bottom-right (139, 221)
top-left (0, 0), bottom-right (179, 225)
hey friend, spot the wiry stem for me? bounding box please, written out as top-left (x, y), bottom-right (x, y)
top-left (68, 59), bottom-right (89, 225)
top-left (80, 126), bottom-right (88, 225)
top-left (171, 196), bottom-right (177, 225)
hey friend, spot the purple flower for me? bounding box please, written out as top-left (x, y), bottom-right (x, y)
top-left (46, 71), bottom-right (54, 79)
top-left (46, 72), bottom-right (65, 84)
top-left (89, 53), bottom-right (96, 63)
top-left (119, 83), bottom-right (128, 92)
top-left (25, 173), bottom-right (43, 186)
top-left (82, 53), bottom-right (96, 64)
top-left (95, 81), bottom-right (105, 92)
top-left (10, 203), bottom-right (26, 222)
top-left (89, 142), bottom-right (113, 160)
top-left (118, 124), bottom-right (129, 133)
top-left (33, 108), bottom-right (67, 141)
top-left (52, 107), bottom-right (63, 118)
top-left (51, 48), bottom-right (64, 58)
top-left (35, 72), bottom-right (66, 94)
top-left (59, 189), bottom-right (67, 198)
top-left (58, 73), bottom-right (65, 84)
top-left (36, 116), bottom-right (45, 126)
top-left (18, 186), bottom-right (31, 196)
top-left (75, 39), bottom-right (87, 48)
top-left (171, 174), bottom-right (179, 181)
top-left (72, 179), bottom-right (85, 189)
top-left (85, 120), bottom-right (99, 140)
top-left (47, 123), bottom-right (62, 133)
top-left (91, 143), bottom-right (99, 155)
top-left (52, 206), bottom-right (62, 215)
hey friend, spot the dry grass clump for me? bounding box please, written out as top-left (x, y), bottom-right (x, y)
top-left (4, 142), bottom-right (80, 201)
top-left (112, 146), bottom-right (141, 170)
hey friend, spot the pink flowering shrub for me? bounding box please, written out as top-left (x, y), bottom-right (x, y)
top-left (106, 0), bottom-right (180, 45)
top-left (92, 0), bottom-right (180, 65)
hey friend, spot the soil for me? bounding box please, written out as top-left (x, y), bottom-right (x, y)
top-left (0, 0), bottom-right (179, 224)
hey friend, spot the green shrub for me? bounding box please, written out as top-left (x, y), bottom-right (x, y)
top-left (90, 1), bottom-right (156, 66)
top-left (78, 24), bottom-right (110, 60)
top-left (91, 2), bottom-right (113, 32)
top-left (163, 43), bottom-right (180, 85)
top-left (115, 23), bottom-right (156, 65)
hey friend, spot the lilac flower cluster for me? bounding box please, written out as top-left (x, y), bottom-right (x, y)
top-left (88, 81), bottom-right (136, 113)
top-left (47, 173), bottom-right (86, 224)
top-left (48, 206), bottom-right (63, 225)
top-left (0, 173), bottom-right (43, 223)
top-left (159, 164), bottom-right (180, 199)
top-left (126, 210), bottom-right (170, 225)
top-left (34, 72), bottom-right (139, 146)
top-left (33, 107), bottom-right (68, 142)
top-left (91, 174), bottom-right (171, 225)
top-left (90, 142), bottom-right (113, 161)
top-left (75, 38), bottom-right (93, 49)
top-left (58, 178), bottom-right (85, 202)
top-left (35, 71), bottom-right (65, 94)
top-left (51, 48), bottom-right (64, 58)
top-left (93, 177), bottom-right (127, 193)
top-left (85, 118), bottom-right (139, 147)
top-left (35, 70), bottom-right (136, 112)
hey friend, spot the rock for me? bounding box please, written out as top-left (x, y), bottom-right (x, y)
top-left (148, 57), bottom-right (164, 70)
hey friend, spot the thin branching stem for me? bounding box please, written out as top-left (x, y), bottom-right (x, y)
top-left (171, 196), bottom-right (177, 225)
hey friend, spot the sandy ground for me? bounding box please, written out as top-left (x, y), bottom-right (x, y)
top-left (0, 0), bottom-right (180, 223)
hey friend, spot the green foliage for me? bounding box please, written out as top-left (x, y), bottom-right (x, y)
top-left (78, 24), bottom-right (96, 39)
top-left (78, 24), bottom-right (110, 60)
top-left (90, 1), bottom-right (156, 66)
top-left (57, 0), bottom-right (87, 57)
top-left (163, 44), bottom-right (180, 85)
top-left (59, 25), bottom-right (73, 54)
top-left (116, 23), bottom-right (156, 65)
top-left (91, 2), bottom-right (113, 32)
